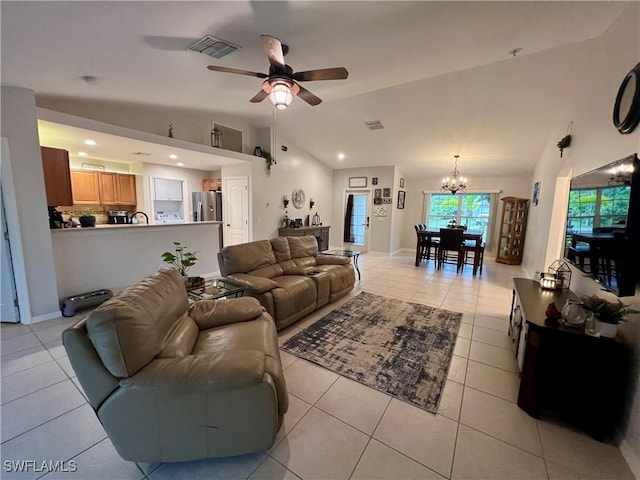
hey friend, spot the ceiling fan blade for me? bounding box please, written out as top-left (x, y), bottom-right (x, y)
top-left (207, 65), bottom-right (267, 78)
top-left (293, 67), bottom-right (349, 82)
top-left (260, 34), bottom-right (285, 69)
top-left (295, 83), bottom-right (322, 106)
top-left (249, 89), bottom-right (269, 103)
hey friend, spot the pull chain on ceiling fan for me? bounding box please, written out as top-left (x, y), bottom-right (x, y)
top-left (207, 34), bottom-right (348, 109)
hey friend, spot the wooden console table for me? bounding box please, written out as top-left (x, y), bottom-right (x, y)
top-left (509, 278), bottom-right (630, 442)
top-left (278, 226), bottom-right (330, 251)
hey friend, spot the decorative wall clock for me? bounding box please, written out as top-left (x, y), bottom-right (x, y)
top-left (292, 188), bottom-right (305, 209)
top-left (613, 62), bottom-right (640, 134)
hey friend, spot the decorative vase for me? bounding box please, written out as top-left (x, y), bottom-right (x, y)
top-left (79, 216), bottom-right (96, 227)
top-left (598, 321), bottom-right (618, 339)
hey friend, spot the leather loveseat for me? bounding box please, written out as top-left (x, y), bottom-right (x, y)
top-left (218, 235), bottom-right (356, 330)
top-left (62, 268), bottom-right (288, 463)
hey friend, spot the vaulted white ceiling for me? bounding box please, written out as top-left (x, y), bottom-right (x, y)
top-left (1, 1), bottom-right (634, 177)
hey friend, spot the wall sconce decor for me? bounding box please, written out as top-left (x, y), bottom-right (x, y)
top-left (283, 195), bottom-right (289, 208)
top-left (309, 198), bottom-right (315, 209)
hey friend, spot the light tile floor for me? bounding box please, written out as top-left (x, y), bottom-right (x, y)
top-left (0, 252), bottom-right (634, 480)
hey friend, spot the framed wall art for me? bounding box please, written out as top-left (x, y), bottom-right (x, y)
top-left (397, 190), bottom-right (406, 209)
top-left (532, 181), bottom-right (540, 206)
top-left (400, 178), bottom-right (405, 188)
top-left (372, 177), bottom-right (379, 185)
top-left (374, 188), bottom-right (382, 198)
top-left (383, 188), bottom-right (391, 197)
top-left (349, 177), bottom-right (367, 188)
top-left (374, 197), bottom-right (382, 205)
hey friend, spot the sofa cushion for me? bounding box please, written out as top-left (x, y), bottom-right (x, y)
top-left (271, 276), bottom-right (317, 321)
top-left (86, 268), bottom-right (188, 377)
top-left (220, 240), bottom-right (276, 275)
top-left (270, 237), bottom-right (291, 263)
top-left (157, 317), bottom-right (199, 358)
top-left (287, 236), bottom-right (319, 258)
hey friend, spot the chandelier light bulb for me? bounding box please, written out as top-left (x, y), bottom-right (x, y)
top-left (441, 155), bottom-right (468, 194)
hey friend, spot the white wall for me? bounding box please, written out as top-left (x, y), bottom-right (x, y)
top-left (250, 132), bottom-right (333, 242)
top-left (36, 98), bottom-right (259, 155)
top-left (1, 87), bottom-right (60, 322)
top-left (522, 6), bottom-right (640, 473)
top-left (332, 167), bottom-right (397, 252)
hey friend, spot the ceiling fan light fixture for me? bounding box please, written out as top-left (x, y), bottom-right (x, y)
top-left (268, 82), bottom-right (294, 109)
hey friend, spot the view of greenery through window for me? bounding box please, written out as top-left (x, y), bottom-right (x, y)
top-left (566, 186), bottom-right (630, 233)
top-left (427, 193), bottom-right (491, 242)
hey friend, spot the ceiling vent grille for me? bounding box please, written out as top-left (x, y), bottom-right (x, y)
top-left (364, 120), bottom-right (384, 130)
top-left (131, 152), bottom-right (151, 156)
top-left (188, 35), bottom-right (239, 59)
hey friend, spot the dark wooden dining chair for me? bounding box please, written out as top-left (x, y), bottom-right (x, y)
top-left (415, 225), bottom-right (438, 265)
top-left (462, 239), bottom-right (486, 273)
top-left (438, 228), bottom-right (465, 272)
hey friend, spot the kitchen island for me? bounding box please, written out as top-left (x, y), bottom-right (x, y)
top-left (51, 221), bottom-right (222, 299)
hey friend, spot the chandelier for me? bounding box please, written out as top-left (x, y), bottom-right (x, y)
top-left (441, 155), bottom-right (468, 194)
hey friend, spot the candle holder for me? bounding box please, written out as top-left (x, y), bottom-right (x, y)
top-left (283, 196), bottom-right (289, 209)
top-left (539, 260), bottom-right (572, 290)
top-left (309, 198), bottom-right (315, 209)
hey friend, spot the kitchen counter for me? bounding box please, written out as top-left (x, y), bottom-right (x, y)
top-left (50, 221), bottom-right (223, 299)
top-left (51, 221), bottom-right (222, 236)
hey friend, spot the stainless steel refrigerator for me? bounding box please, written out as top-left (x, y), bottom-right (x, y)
top-left (192, 191), bottom-right (222, 222)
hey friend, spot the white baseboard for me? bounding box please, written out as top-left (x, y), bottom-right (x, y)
top-left (29, 310), bottom-right (62, 324)
top-left (620, 439), bottom-right (639, 480)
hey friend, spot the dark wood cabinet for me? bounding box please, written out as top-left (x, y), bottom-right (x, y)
top-left (509, 278), bottom-right (630, 442)
top-left (41, 146), bottom-right (73, 206)
top-left (278, 226), bottom-right (330, 251)
top-left (497, 197), bottom-right (529, 264)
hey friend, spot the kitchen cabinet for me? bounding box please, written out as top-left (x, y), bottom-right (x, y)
top-left (154, 178), bottom-right (183, 201)
top-left (71, 170), bottom-right (100, 204)
top-left (71, 170), bottom-right (136, 205)
top-left (509, 278), bottom-right (630, 442)
top-left (202, 178), bottom-right (221, 191)
top-left (41, 146), bottom-right (73, 206)
top-left (496, 197), bottom-right (529, 265)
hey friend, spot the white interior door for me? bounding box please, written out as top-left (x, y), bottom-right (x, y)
top-left (344, 191), bottom-right (370, 252)
top-left (225, 176), bottom-right (249, 246)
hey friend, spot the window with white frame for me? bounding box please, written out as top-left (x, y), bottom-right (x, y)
top-left (425, 193), bottom-right (493, 244)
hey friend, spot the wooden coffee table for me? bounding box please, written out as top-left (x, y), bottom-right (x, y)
top-left (187, 278), bottom-right (245, 301)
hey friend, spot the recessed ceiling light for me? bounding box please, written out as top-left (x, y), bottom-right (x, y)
top-left (176, 162), bottom-right (184, 167)
top-left (78, 152), bottom-right (88, 157)
top-left (169, 154), bottom-right (178, 159)
top-left (84, 139), bottom-right (96, 145)
top-left (338, 153), bottom-right (345, 160)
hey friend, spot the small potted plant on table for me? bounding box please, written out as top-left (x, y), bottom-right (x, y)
top-left (581, 294), bottom-right (638, 338)
top-left (78, 210), bottom-right (97, 227)
top-left (161, 242), bottom-right (203, 288)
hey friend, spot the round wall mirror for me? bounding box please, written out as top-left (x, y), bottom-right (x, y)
top-left (613, 63), bottom-right (640, 134)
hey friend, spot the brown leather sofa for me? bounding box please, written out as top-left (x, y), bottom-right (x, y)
top-left (218, 236), bottom-right (356, 330)
top-left (62, 268), bottom-right (288, 463)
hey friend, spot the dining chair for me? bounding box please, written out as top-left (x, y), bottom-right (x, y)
top-left (438, 228), bottom-right (465, 272)
top-left (415, 225), bottom-right (438, 265)
top-left (462, 239), bottom-right (486, 273)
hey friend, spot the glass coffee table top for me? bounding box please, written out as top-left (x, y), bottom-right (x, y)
top-left (187, 278), bottom-right (245, 301)
top-left (322, 249), bottom-right (362, 280)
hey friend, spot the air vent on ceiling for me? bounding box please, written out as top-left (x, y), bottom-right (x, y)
top-left (188, 35), bottom-right (239, 59)
top-left (131, 152), bottom-right (151, 156)
top-left (364, 120), bottom-right (384, 130)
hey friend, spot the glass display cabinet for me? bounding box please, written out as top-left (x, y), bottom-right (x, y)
top-left (496, 197), bottom-right (529, 265)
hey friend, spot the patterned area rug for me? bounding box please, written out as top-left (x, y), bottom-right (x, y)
top-left (282, 291), bottom-right (462, 413)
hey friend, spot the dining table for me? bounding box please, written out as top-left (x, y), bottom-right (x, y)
top-left (415, 230), bottom-right (484, 275)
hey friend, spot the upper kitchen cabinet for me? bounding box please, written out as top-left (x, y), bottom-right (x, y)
top-left (154, 178), bottom-right (183, 201)
top-left (71, 170), bottom-right (137, 205)
top-left (41, 146), bottom-right (73, 206)
top-left (71, 170), bottom-right (100, 204)
top-left (202, 178), bottom-right (221, 191)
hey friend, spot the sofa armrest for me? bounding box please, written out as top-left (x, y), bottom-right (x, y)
top-left (120, 349), bottom-right (265, 392)
top-left (189, 297), bottom-right (264, 330)
top-left (226, 273), bottom-right (279, 294)
top-left (317, 255), bottom-right (350, 265)
top-left (284, 266), bottom-right (317, 275)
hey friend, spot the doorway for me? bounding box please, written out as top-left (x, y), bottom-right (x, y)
top-left (1, 190), bottom-right (20, 323)
top-left (224, 176), bottom-right (249, 246)
top-left (344, 191), bottom-right (370, 252)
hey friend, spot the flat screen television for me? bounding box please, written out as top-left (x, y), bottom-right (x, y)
top-left (563, 153), bottom-right (639, 297)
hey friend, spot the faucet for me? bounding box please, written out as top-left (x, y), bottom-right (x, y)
top-left (129, 211), bottom-right (149, 224)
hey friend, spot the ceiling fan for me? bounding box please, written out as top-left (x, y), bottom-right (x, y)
top-left (207, 34), bottom-right (348, 109)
